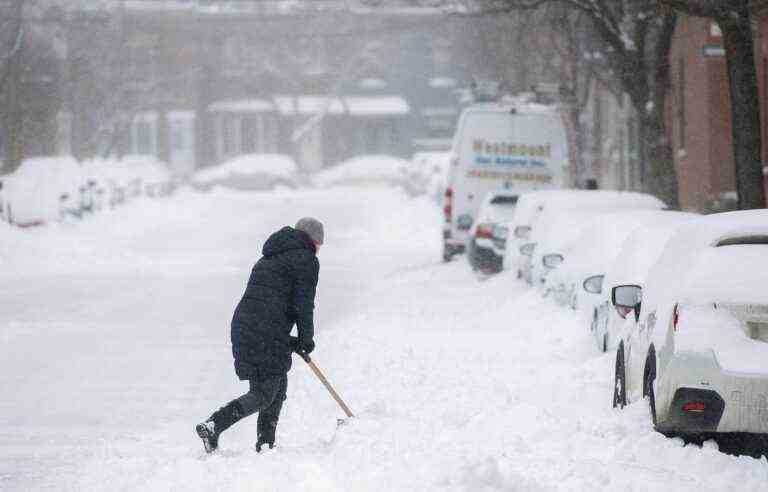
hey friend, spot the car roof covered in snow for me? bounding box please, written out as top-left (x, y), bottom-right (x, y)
top-left (601, 212), bottom-right (698, 292)
top-left (559, 210), bottom-right (689, 278)
top-left (643, 209), bottom-right (768, 333)
top-left (514, 189), bottom-right (667, 230)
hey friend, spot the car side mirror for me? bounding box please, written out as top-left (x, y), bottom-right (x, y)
top-left (492, 225), bottom-right (508, 241)
top-left (519, 242), bottom-right (535, 257)
top-left (514, 225), bottom-right (531, 240)
top-left (457, 214), bottom-right (473, 231)
top-left (583, 275), bottom-right (604, 295)
top-left (542, 253), bottom-right (564, 269)
top-left (612, 284), bottom-right (642, 321)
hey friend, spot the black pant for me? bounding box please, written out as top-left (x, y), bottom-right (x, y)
top-left (235, 374), bottom-right (288, 443)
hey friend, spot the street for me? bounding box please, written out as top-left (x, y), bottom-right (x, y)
top-left (2, 187), bottom-right (767, 491)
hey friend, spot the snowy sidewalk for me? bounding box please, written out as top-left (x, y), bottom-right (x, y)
top-left (2, 187), bottom-right (767, 491)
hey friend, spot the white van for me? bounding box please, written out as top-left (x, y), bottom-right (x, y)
top-left (442, 103), bottom-right (569, 261)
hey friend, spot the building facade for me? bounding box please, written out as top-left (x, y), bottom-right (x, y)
top-left (62, 3), bottom-right (469, 177)
top-left (667, 14), bottom-right (768, 211)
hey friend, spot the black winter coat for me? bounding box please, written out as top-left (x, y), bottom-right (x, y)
top-left (231, 227), bottom-right (319, 379)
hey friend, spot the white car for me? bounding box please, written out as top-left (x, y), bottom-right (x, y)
top-left (506, 190), bottom-right (667, 279)
top-left (546, 210), bottom-right (689, 315)
top-left (520, 208), bottom-right (599, 289)
top-left (467, 191), bottom-right (518, 274)
top-left (613, 210), bottom-right (768, 437)
top-left (591, 212), bottom-right (697, 352)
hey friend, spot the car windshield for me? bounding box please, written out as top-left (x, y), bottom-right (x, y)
top-left (490, 195), bottom-right (519, 205)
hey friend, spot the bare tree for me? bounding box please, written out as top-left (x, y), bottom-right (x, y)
top-left (445, 0), bottom-right (680, 206)
top-left (660, 0), bottom-right (766, 209)
top-left (0, 0), bottom-right (26, 173)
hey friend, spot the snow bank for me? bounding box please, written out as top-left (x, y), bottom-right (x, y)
top-left (192, 154), bottom-right (299, 191)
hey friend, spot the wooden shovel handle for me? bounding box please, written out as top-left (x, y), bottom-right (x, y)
top-left (304, 356), bottom-right (354, 419)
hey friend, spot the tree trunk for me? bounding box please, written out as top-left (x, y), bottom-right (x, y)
top-left (718, 11), bottom-right (766, 210)
top-left (2, 0), bottom-right (25, 174)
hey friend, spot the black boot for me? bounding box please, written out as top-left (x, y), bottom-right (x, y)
top-left (196, 400), bottom-right (244, 453)
top-left (255, 414), bottom-right (278, 452)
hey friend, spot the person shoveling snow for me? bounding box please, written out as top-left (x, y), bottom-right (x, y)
top-left (196, 218), bottom-right (323, 453)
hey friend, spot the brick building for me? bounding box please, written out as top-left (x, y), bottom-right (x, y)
top-left (667, 14), bottom-right (768, 211)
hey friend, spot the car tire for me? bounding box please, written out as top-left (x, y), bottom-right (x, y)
top-left (442, 243), bottom-right (454, 263)
top-left (644, 349), bottom-right (658, 427)
top-left (613, 342), bottom-right (627, 409)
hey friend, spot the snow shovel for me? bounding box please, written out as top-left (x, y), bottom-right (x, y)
top-left (300, 354), bottom-right (354, 425)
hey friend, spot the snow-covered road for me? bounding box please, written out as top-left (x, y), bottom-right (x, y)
top-left (2, 186), bottom-right (767, 491)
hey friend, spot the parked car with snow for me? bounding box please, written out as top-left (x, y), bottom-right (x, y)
top-left (442, 103), bottom-right (569, 262)
top-left (313, 155), bottom-right (420, 193)
top-left (511, 190), bottom-right (667, 281)
top-left (467, 191), bottom-right (518, 274)
top-left (546, 210), bottom-right (686, 316)
top-left (612, 210), bottom-right (768, 438)
top-left (193, 154), bottom-right (298, 192)
top-left (519, 208), bottom-right (598, 288)
top-left (591, 213), bottom-right (697, 352)
top-left (2, 157), bottom-right (83, 226)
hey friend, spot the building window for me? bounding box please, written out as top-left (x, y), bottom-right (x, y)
top-left (678, 57), bottom-right (686, 150)
top-left (131, 113), bottom-right (157, 156)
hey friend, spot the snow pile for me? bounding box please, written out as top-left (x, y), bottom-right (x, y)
top-left (192, 154), bottom-right (299, 191)
top-left (312, 155), bottom-right (412, 190)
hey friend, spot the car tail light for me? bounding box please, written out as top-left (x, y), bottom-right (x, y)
top-left (673, 303), bottom-right (680, 331)
top-left (682, 402), bottom-right (705, 413)
top-left (476, 223), bottom-right (493, 239)
top-left (443, 187), bottom-right (453, 223)
top-left (616, 306), bottom-right (632, 319)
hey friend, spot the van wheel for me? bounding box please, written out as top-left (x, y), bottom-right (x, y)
top-left (613, 342), bottom-right (627, 409)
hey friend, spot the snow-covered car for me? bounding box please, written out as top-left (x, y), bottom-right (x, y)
top-left (313, 155), bottom-right (423, 193)
top-left (545, 210), bottom-right (687, 315)
top-left (591, 212), bottom-right (697, 352)
top-left (2, 157), bottom-right (83, 226)
top-left (467, 191), bottom-right (518, 274)
top-left (507, 190), bottom-right (667, 279)
top-left (520, 208), bottom-right (599, 289)
top-left (613, 210), bottom-right (768, 437)
top-left (193, 154), bottom-right (299, 191)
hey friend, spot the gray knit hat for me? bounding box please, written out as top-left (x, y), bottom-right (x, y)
top-left (295, 217), bottom-right (324, 245)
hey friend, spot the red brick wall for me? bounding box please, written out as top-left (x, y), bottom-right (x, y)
top-left (668, 15), bottom-right (768, 211)
top-left (669, 16), bottom-right (734, 211)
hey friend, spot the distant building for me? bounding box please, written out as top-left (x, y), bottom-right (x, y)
top-left (62, 4), bottom-right (468, 177)
top-left (581, 79), bottom-right (640, 192)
